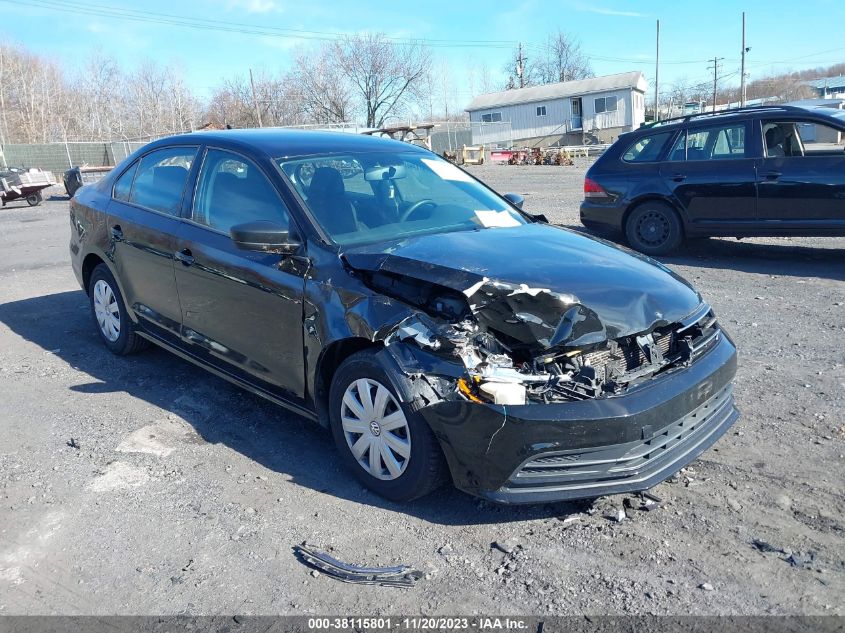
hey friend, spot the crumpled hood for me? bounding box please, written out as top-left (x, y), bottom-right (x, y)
top-left (343, 223), bottom-right (703, 349)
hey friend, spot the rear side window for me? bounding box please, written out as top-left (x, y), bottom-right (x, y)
top-left (622, 132), bottom-right (673, 163)
top-left (129, 147), bottom-right (197, 215)
top-left (112, 162), bottom-right (138, 202)
top-left (668, 124), bottom-right (746, 161)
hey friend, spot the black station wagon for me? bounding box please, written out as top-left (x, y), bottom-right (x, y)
top-left (69, 129), bottom-right (738, 503)
top-left (580, 105), bottom-right (845, 255)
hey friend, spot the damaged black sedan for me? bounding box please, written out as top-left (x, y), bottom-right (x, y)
top-left (69, 129), bottom-right (739, 504)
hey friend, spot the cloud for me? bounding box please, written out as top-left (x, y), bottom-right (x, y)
top-left (86, 21), bottom-right (107, 33)
top-left (259, 35), bottom-right (303, 51)
top-left (569, 2), bottom-right (647, 17)
top-left (227, 0), bottom-right (279, 13)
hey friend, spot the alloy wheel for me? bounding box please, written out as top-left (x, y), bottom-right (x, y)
top-left (340, 378), bottom-right (411, 481)
top-left (93, 279), bottom-right (121, 342)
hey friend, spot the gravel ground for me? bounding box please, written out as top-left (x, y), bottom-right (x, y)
top-left (0, 166), bottom-right (843, 616)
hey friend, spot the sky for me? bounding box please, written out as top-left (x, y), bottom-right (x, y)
top-left (9, 0), bottom-right (845, 112)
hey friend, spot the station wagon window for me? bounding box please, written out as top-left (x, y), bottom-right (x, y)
top-left (536, 105), bottom-right (547, 116)
top-left (129, 147), bottom-right (196, 215)
top-left (668, 124), bottom-right (746, 161)
top-left (112, 161), bottom-right (138, 202)
top-left (594, 96), bottom-right (618, 114)
top-left (481, 112), bottom-right (502, 123)
top-left (193, 149), bottom-right (290, 235)
top-left (763, 120), bottom-right (845, 158)
top-left (622, 131), bottom-right (673, 163)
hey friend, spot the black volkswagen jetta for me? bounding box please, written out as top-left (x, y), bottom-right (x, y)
top-left (69, 129), bottom-right (738, 504)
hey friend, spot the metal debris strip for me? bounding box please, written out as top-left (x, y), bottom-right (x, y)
top-left (293, 545), bottom-right (423, 588)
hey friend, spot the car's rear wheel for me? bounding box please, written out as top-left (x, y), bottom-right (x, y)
top-left (88, 264), bottom-right (149, 355)
top-left (625, 201), bottom-right (683, 256)
top-left (329, 349), bottom-right (447, 502)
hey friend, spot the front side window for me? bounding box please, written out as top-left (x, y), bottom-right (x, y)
top-left (278, 152), bottom-right (526, 246)
top-left (763, 120), bottom-right (845, 158)
top-left (193, 149), bottom-right (290, 235)
top-left (129, 147), bottom-right (196, 215)
top-left (668, 124), bottom-right (747, 161)
top-left (622, 131), bottom-right (673, 163)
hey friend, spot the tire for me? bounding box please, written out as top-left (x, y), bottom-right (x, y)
top-left (329, 349), bottom-right (448, 502)
top-left (88, 264), bottom-right (150, 355)
top-left (624, 201), bottom-right (684, 256)
top-left (26, 192), bottom-right (42, 206)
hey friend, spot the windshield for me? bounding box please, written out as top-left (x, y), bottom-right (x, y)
top-left (277, 151), bottom-right (525, 246)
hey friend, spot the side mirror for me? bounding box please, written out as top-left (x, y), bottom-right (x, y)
top-left (503, 192), bottom-right (524, 209)
top-left (230, 221), bottom-right (301, 255)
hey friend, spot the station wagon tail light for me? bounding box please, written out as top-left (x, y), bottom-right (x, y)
top-left (584, 177), bottom-right (608, 198)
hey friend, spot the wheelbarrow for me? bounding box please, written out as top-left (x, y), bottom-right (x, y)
top-left (1, 168), bottom-right (57, 207)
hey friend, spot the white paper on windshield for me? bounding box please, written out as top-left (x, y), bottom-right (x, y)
top-left (474, 210), bottom-right (521, 228)
top-left (421, 158), bottom-right (473, 183)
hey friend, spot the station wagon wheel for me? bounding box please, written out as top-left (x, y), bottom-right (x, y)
top-left (329, 349), bottom-right (448, 502)
top-left (88, 263), bottom-right (150, 355)
top-left (625, 201), bottom-right (683, 256)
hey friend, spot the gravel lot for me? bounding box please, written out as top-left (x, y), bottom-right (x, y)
top-left (0, 163), bottom-right (843, 616)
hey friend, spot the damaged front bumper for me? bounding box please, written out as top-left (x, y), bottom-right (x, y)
top-left (404, 331), bottom-right (738, 504)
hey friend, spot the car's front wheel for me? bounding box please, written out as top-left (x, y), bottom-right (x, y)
top-left (625, 201), bottom-right (683, 256)
top-left (88, 264), bottom-right (149, 355)
top-left (329, 350), bottom-right (447, 502)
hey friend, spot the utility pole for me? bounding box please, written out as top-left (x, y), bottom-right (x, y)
top-left (654, 19), bottom-right (660, 122)
top-left (740, 12), bottom-right (750, 107)
top-left (708, 57), bottom-right (725, 113)
top-left (249, 68), bottom-right (263, 128)
top-left (516, 43), bottom-right (526, 89)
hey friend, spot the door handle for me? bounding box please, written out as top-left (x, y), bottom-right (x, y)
top-left (764, 171), bottom-right (781, 180)
top-left (671, 173), bottom-right (687, 182)
top-left (174, 248), bottom-right (194, 266)
top-left (110, 225), bottom-right (123, 241)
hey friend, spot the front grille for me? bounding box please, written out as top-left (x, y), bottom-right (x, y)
top-left (583, 331), bottom-right (672, 373)
top-left (581, 306), bottom-right (719, 379)
top-left (509, 383), bottom-right (734, 488)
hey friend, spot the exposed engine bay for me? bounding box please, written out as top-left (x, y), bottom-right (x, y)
top-left (356, 266), bottom-right (721, 406)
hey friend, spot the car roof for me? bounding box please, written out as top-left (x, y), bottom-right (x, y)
top-left (146, 127), bottom-right (428, 158)
top-left (639, 104), bottom-right (845, 134)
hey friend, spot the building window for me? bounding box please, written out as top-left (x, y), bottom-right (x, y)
top-left (481, 112), bottom-right (502, 123)
top-left (594, 96), bottom-right (618, 114)
top-left (536, 105), bottom-right (547, 116)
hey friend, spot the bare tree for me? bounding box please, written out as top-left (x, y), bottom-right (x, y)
top-left (295, 47), bottom-right (351, 124)
top-left (335, 34), bottom-right (431, 128)
top-left (535, 30), bottom-right (593, 84)
top-left (502, 32), bottom-right (592, 89)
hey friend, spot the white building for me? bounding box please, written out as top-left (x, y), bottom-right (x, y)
top-left (465, 71), bottom-right (648, 147)
top-left (805, 76), bottom-right (845, 99)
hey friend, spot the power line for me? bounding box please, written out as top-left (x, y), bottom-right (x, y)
top-left (10, 0), bottom-right (520, 49)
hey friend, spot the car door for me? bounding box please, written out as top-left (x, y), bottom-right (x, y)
top-left (174, 147), bottom-right (307, 402)
top-left (660, 121), bottom-right (757, 229)
top-left (757, 118), bottom-right (845, 226)
top-left (107, 145), bottom-right (197, 342)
